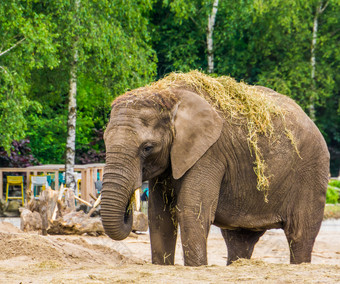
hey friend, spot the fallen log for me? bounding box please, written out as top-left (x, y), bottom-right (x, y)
top-left (47, 211), bottom-right (104, 236)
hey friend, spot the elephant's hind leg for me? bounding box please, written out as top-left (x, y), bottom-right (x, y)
top-left (283, 214), bottom-right (323, 264)
top-left (221, 228), bottom-right (266, 265)
top-left (283, 170), bottom-right (326, 264)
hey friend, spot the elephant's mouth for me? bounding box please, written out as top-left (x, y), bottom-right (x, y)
top-left (124, 190), bottom-right (138, 224)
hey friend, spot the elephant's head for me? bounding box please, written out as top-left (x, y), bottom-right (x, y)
top-left (101, 89), bottom-right (223, 240)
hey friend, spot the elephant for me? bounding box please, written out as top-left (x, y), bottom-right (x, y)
top-left (101, 71), bottom-right (329, 266)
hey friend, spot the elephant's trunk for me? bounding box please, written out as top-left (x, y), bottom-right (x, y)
top-left (101, 155), bottom-right (140, 240)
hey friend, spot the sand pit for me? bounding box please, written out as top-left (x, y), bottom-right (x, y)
top-left (0, 221), bottom-right (339, 283)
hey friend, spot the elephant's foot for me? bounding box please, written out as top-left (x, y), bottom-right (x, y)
top-left (152, 250), bottom-right (175, 265)
top-left (182, 246), bottom-right (208, 266)
top-left (180, 224), bottom-right (209, 266)
top-left (284, 230), bottom-right (316, 264)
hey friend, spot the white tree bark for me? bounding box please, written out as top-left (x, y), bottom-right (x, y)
top-left (309, 0), bottom-right (328, 121)
top-left (0, 38), bottom-right (26, 57)
top-left (65, 44), bottom-right (78, 191)
top-left (207, 0), bottom-right (219, 74)
top-left (65, 0), bottom-right (80, 192)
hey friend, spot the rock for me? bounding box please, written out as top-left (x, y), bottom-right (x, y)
top-left (7, 200), bottom-right (21, 212)
top-left (3, 211), bottom-right (20, 217)
top-left (132, 211), bottom-right (148, 232)
top-left (3, 201), bottom-right (21, 217)
top-left (0, 199), bottom-right (7, 216)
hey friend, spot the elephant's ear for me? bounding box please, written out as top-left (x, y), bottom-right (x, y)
top-left (171, 91), bottom-right (223, 179)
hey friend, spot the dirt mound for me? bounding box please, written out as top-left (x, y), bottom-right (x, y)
top-left (0, 229), bottom-right (339, 283)
top-left (0, 221), bottom-right (23, 234)
top-left (0, 232), bottom-right (63, 262)
top-left (0, 232), bottom-right (140, 266)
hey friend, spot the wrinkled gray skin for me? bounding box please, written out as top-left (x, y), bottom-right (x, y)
top-left (101, 87), bottom-right (329, 266)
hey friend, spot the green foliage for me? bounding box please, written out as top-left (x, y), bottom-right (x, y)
top-left (150, 0), bottom-right (209, 76)
top-left (0, 0), bottom-right (59, 152)
top-left (326, 180), bottom-right (340, 204)
top-left (1, 0), bottom-right (157, 164)
top-left (329, 179), bottom-right (340, 188)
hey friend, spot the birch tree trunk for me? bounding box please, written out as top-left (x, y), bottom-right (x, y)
top-left (65, 44), bottom-right (78, 191)
top-left (65, 0), bottom-right (80, 192)
top-left (309, 0), bottom-right (328, 121)
top-left (207, 0), bottom-right (219, 74)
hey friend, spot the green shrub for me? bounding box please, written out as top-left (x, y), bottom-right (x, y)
top-left (326, 180), bottom-right (340, 204)
top-left (328, 179), bottom-right (340, 188)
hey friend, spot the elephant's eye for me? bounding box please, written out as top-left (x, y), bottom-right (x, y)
top-left (140, 142), bottom-right (154, 157)
top-left (143, 146), bottom-right (153, 154)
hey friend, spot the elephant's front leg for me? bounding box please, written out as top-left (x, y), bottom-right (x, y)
top-left (148, 176), bottom-right (178, 265)
top-left (177, 203), bottom-right (210, 266)
top-left (177, 166), bottom-right (223, 266)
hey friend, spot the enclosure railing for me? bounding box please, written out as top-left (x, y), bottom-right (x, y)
top-left (0, 163), bottom-right (104, 202)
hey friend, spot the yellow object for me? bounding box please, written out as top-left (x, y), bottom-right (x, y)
top-left (6, 176), bottom-right (25, 206)
top-left (77, 179), bottom-right (81, 198)
top-left (75, 173), bottom-right (81, 198)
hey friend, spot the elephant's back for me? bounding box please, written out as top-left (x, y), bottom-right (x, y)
top-left (215, 89), bottom-right (329, 229)
top-left (255, 88), bottom-right (329, 201)
top-left (260, 87), bottom-right (329, 162)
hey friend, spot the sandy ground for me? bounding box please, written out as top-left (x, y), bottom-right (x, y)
top-left (0, 221), bottom-right (339, 283)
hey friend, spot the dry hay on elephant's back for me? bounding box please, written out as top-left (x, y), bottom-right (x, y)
top-left (114, 71), bottom-right (300, 202)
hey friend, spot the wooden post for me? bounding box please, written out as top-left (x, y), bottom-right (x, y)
top-left (86, 168), bottom-right (91, 201)
top-left (54, 170), bottom-right (59, 190)
top-left (89, 168), bottom-right (94, 196)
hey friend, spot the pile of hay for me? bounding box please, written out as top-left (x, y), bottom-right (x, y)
top-left (119, 71), bottom-right (298, 201)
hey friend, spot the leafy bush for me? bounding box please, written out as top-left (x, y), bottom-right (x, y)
top-left (326, 180), bottom-right (340, 204)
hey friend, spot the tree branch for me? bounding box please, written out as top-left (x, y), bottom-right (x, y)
top-left (189, 16), bottom-right (200, 27)
top-left (320, 0), bottom-right (329, 13)
top-left (0, 38), bottom-right (26, 57)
